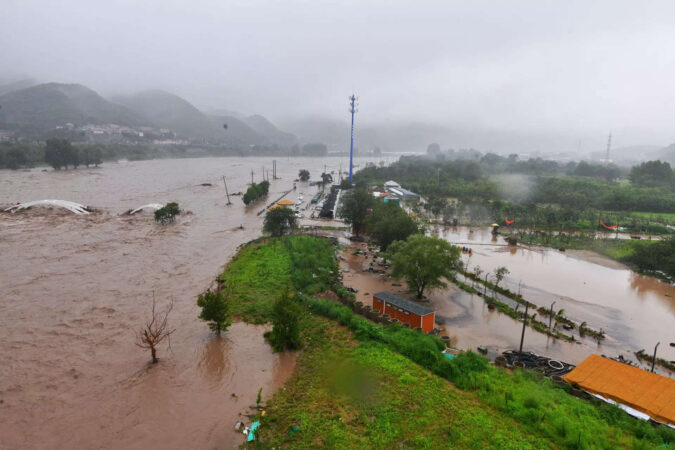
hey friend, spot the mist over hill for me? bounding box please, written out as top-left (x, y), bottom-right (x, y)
top-left (0, 82), bottom-right (295, 147)
top-left (0, 79), bottom-right (674, 164)
top-left (0, 79), bottom-right (36, 96)
top-left (0, 83), bottom-right (146, 129)
top-left (243, 115), bottom-right (297, 147)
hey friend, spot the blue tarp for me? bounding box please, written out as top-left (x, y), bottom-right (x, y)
top-left (247, 421), bottom-right (260, 442)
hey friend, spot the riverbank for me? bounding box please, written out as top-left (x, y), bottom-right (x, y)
top-left (218, 234), bottom-right (673, 448)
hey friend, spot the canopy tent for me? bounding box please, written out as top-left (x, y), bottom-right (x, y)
top-left (564, 354), bottom-right (675, 426)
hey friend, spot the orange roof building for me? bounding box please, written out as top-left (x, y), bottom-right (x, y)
top-left (564, 354), bottom-right (675, 425)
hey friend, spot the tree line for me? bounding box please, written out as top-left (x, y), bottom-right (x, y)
top-left (356, 155), bottom-right (675, 213)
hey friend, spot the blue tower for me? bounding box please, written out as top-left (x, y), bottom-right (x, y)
top-left (348, 94), bottom-right (358, 181)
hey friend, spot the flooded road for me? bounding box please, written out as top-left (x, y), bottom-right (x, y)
top-left (0, 156), bottom-right (371, 449)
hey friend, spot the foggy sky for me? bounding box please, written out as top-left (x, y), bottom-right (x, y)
top-left (3, 0), bottom-right (675, 148)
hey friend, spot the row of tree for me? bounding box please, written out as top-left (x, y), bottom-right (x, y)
top-left (0, 140), bottom-right (143, 170)
top-left (242, 180), bottom-right (270, 205)
top-left (43, 138), bottom-right (103, 169)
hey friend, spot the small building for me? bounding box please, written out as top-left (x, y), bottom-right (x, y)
top-left (384, 180), bottom-right (401, 189)
top-left (383, 196), bottom-right (400, 205)
top-left (372, 291), bottom-right (435, 333)
top-left (386, 187), bottom-right (421, 202)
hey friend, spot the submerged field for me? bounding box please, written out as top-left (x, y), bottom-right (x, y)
top-left (220, 234), bottom-right (674, 448)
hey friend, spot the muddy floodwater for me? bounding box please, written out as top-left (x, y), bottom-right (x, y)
top-left (0, 156), bottom-right (376, 449)
top-left (341, 226), bottom-right (673, 373)
top-left (435, 226), bottom-right (675, 368)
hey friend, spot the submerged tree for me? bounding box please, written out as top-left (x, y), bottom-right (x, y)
top-left (298, 169), bottom-right (310, 181)
top-left (154, 202), bottom-right (180, 224)
top-left (44, 138), bottom-right (79, 170)
top-left (366, 201), bottom-right (420, 251)
top-left (320, 172), bottom-right (333, 191)
top-left (494, 266), bottom-right (510, 288)
top-left (338, 188), bottom-right (373, 237)
top-left (243, 180), bottom-right (270, 205)
top-left (263, 207), bottom-right (297, 237)
top-left (472, 265), bottom-right (483, 289)
top-left (267, 290), bottom-right (301, 351)
top-left (135, 295), bottom-right (175, 364)
top-left (197, 289), bottom-right (232, 336)
top-left (386, 235), bottom-right (461, 299)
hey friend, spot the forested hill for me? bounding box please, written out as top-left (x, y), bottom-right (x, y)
top-left (113, 90), bottom-right (231, 142)
top-left (0, 83), bottom-right (147, 129)
top-left (0, 82), bottom-right (295, 146)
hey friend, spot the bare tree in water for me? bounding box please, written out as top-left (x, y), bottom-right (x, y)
top-left (136, 294), bottom-right (175, 364)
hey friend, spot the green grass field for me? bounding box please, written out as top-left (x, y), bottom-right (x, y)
top-left (627, 210), bottom-right (675, 224)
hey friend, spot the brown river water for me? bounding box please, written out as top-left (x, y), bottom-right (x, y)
top-left (0, 156), bottom-right (371, 450)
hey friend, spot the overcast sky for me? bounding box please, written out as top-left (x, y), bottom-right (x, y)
top-left (2, 0), bottom-right (675, 148)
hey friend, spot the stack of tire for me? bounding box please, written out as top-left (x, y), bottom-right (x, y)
top-left (498, 350), bottom-right (576, 379)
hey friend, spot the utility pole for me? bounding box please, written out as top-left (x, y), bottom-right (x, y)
top-left (250, 170), bottom-right (254, 185)
top-left (222, 176), bottom-right (231, 205)
top-left (651, 342), bottom-right (660, 373)
top-left (348, 94), bottom-right (358, 181)
top-left (518, 302), bottom-right (529, 362)
top-left (548, 301), bottom-right (556, 331)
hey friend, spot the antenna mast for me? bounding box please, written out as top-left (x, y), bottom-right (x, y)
top-left (348, 94), bottom-right (358, 181)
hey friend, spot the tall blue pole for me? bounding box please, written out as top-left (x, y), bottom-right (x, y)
top-left (349, 94), bottom-right (356, 181)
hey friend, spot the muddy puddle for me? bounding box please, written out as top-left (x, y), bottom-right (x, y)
top-left (0, 156), bottom-right (378, 449)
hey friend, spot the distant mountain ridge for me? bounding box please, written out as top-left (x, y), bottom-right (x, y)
top-left (0, 83), bottom-right (146, 129)
top-left (0, 82), bottom-right (296, 146)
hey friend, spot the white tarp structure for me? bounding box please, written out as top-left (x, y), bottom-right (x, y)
top-left (4, 199), bottom-right (91, 215)
top-left (128, 203), bottom-right (164, 215)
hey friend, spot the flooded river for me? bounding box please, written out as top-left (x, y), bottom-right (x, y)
top-left (2, 157), bottom-right (673, 448)
top-left (0, 156), bottom-right (372, 449)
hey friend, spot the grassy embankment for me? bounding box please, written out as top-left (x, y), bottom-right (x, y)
top-left (221, 235), bottom-right (674, 448)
